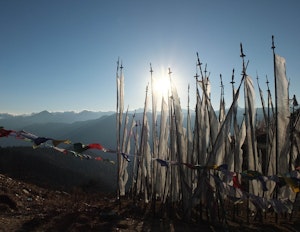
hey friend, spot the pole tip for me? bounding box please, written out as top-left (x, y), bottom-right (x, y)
top-left (271, 35), bottom-right (275, 49)
top-left (240, 43), bottom-right (245, 57)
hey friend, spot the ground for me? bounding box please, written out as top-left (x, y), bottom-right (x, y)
top-left (1, 173), bottom-right (300, 231)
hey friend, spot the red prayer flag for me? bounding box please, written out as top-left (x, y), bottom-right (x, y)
top-left (87, 143), bottom-right (104, 150)
top-left (0, 128), bottom-right (13, 137)
top-left (233, 175), bottom-right (242, 189)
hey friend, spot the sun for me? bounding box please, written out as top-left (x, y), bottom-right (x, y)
top-left (152, 73), bottom-right (171, 99)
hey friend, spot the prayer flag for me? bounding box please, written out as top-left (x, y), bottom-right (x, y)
top-left (155, 158), bottom-right (169, 167)
top-left (0, 127), bottom-right (14, 137)
top-left (87, 143), bottom-right (104, 150)
top-left (121, 152), bottom-right (130, 162)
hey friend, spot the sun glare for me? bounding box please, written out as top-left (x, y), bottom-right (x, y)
top-left (152, 74), bottom-right (170, 99)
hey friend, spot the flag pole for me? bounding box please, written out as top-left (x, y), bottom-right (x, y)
top-left (150, 63), bottom-right (158, 215)
top-left (240, 42), bottom-right (250, 224)
top-left (230, 69), bottom-right (237, 172)
top-left (115, 58), bottom-right (121, 202)
top-left (271, 35), bottom-right (279, 223)
top-left (230, 68), bottom-right (239, 220)
top-left (219, 74), bottom-right (224, 123)
top-left (139, 84), bottom-right (150, 203)
top-left (265, 76), bottom-right (272, 177)
top-left (193, 66), bottom-right (203, 221)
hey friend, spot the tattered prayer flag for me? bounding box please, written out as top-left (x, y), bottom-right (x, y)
top-left (73, 143), bottom-right (89, 153)
top-left (52, 139), bottom-right (71, 147)
top-left (87, 143), bottom-right (104, 151)
top-left (258, 176), bottom-right (268, 191)
top-left (283, 176), bottom-right (300, 193)
top-left (16, 130), bottom-right (38, 140)
top-left (275, 54), bottom-right (290, 175)
top-left (81, 154), bottom-right (92, 159)
top-left (181, 163), bottom-right (196, 169)
top-left (208, 165), bottom-right (218, 170)
top-left (232, 175), bottom-right (242, 189)
top-left (121, 152), bottom-right (130, 162)
top-left (217, 164), bottom-right (228, 171)
top-left (181, 163), bottom-right (205, 170)
top-left (269, 175), bottom-right (287, 188)
top-left (0, 127), bottom-right (14, 137)
top-left (103, 148), bottom-right (116, 153)
top-left (241, 170), bottom-right (268, 191)
top-left (241, 170), bottom-right (263, 180)
top-left (52, 146), bottom-right (67, 154)
top-left (155, 158), bottom-right (169, 167)
top-left (33, 137), bottom-right (52, 146)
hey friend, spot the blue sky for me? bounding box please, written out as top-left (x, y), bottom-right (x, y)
top-left (0, 0), bottom-right (299, 115)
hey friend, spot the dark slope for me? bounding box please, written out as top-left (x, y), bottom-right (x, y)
top-left (0, 146), bottom-right (116, 193)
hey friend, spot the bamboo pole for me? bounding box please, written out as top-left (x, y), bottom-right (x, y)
top-left (271, 35), bottom-right (279, 223)
top-left (116, 59), bottom-right (121, 202)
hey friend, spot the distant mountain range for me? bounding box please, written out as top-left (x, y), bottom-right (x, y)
top-left (0, 111), bottom-right (115, 148)
top-left (0, 110), bottom-right (115, 127)
top-left (0, 108), bottom-right (265, 148)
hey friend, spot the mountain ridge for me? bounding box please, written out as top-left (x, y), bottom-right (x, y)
top-left (0, 108), bottom-right (265, 148)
